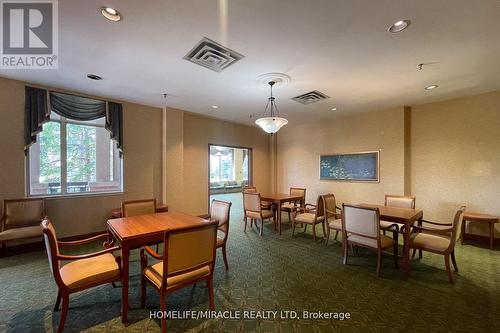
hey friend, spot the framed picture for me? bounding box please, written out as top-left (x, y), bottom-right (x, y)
top-left (319, 151), bottom-right (379, 182)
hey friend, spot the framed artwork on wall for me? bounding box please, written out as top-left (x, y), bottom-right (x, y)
top-left (319, 151), bottom-right (380, 182)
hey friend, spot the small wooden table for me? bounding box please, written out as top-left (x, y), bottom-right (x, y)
top-left (107, 212), bottom-right (210, 323)
top-left (110, 203), bottom-right (168, 218)
top-left (461, 212), bottom-right (498, 249)
top-left (358, 204), bottom-right (423, 276)
top-left (260, 193), bottom-right (304, 235)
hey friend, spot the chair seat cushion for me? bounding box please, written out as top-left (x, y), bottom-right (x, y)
top-left (347, 234), bottom-right (395, 249)
top-left (410, 232), bottom-right (450, 252)
top-left (0, 226), bottom-right (42, 241)
top-left (60, 253), bottom-right (120, 290)
top-left (380, 220), bottom-right (402, 230)
top-left (247, 210), bottom-right (274, 219)
top-left (281, 203), bottom-right (296, 210)
top-left (216, 230), bottom-right (225, 247)
top-left (144, 262), bottom-right (211, 289)
top-left (294, 213), bottom-right (324, 224)
top-left (328, 219), bottom-right (342, 231)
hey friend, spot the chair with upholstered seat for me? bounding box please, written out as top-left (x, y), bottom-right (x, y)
top-left (140, 221), bottom-right (218, 332)
top-left (407, 208), bottom-right (464, 283)
top-left (281, 187), bottom-right (306, 222)
top-left (380, 195), bottom-right (416, 234)
top-left (342, 204), bottom-right (398, 276)
top-left (122, 198), bottom-right (157, 217)
top-left (323, 194), bottom-right (343, 245)
top-left (1, 198), bottom-right (46, 253)
top-left (207, 199), bottom-right (232, 270)
top-left (291, 195), bottom-right (325, 241)
top-left (243, 192), bottom-right (275, 236)
top-left (41, 218), bottom-right (122, 333)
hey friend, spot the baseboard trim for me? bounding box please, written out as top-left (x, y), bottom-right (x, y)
top-left (463, 233), bottom-right (499, 246)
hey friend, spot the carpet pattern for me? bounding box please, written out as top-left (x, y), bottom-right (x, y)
top-left (1, 192), bottom-right (499, 332)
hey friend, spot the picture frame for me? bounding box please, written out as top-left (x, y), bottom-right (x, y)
top-left (319, 150), bottom-right (380, 182)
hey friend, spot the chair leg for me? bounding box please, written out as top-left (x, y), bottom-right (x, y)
top-left (208, 278), bottom-right (215, 310)
top-left (444, 254), bottom-right (454, 283)
top-left (411, 248), bottom-right (417, 259)
top-left (312, 223), bottom-right (317, 241)
top-left (160, 292), bottom-right (167, 333)
top-left (222, 244), bottom-right (229, 270)
top-left (393, 230), bottom-right (399, 268)
top-left (334, 230), bottom-right (339, 241)
top-left (54, 290), bottom-right (61, 311)
top-left (259, 219), bottom-right (264, 237)
top-left (419, 249), bottom-right (423, 259)
top-left (303, 225), bottom-right (307, 233)
top-left (343, 241), bottom-right (348, 265)
top-left (325, 227), bottom-right (330, 246)
top-left (376, 249), bottom-right (382, 277)
top-left (292, 221), bottom-right (296, 237)
top-left (57, 294), bottom-right (69, 333)
top-left (451, 250), bottom-right (458, 272)
top-left (244, 217), bottom-right (248, 232)
top-left (287, 211), bottom-right (291, 222)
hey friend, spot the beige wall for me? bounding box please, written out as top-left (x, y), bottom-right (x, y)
top-left (0, 77), bottom-right (162, 237)
top-left (277, 107), bottom-right (406, 206)
top-left (412, 90), bottom-right (500, 237)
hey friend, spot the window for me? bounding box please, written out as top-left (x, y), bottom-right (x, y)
top-left (28, 113), bottom-right (123, 196)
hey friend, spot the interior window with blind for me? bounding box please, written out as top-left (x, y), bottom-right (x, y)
top-left (28, 113), bottom-right (123, 196)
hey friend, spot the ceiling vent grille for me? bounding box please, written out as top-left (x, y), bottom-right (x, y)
top-left (291, 90), bottom-right (330, 105)
top-left (183, 37), bottom-right (244, 72)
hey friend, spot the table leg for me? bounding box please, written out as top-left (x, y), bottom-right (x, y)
top-left (121, 244), bottom-right (130, 323)
top-left (461, 218), bottom-right (466, 245)
top-left (490, 223), bottom-right (494, 250)
top-left (277, 200), bottom-right (282, 235)
top-left (402, 219), bottom-right (415, 277)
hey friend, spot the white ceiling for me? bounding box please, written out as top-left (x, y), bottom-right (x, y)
top-left (2, 0), bottom-right (500, 126)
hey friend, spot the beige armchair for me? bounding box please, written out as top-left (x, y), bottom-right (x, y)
top-left (243, 192), bottom-right (275, 236)
top-left (281, 187), bottom-right (306, 221)
top-left (380, 195), bottom-right (416, 234)
top-left (207, 199), bottom-right (232, 270)
top-left (407, 208), bottom-right (464, 283)
top-left (140, 222), bottom-right (218, 333)
top-left (291, 195), bottom-right (325, 241)
top-left (41, 218), bottom-right (121, 333)
top-left (243, 186), bottom-right (272, 210)
top-left (1, 198), bottom-right (46, 252)
top-left (323, 194), bottom-right (343, 245)
top-left (342, 204), bottom-right (398, 276)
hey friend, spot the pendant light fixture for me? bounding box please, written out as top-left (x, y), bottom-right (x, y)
top-left (255, 81), bottom-right (288, 134)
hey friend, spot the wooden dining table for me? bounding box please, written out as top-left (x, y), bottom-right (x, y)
top-left (260, 192), bottom-right (304, 235)
top-left (357, 204), bottom-right (423, 276)
top-left (107, 212), bottom-right (210, 323)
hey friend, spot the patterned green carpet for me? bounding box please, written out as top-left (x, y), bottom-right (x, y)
top-left (1, 192), bottom-right (499, 332)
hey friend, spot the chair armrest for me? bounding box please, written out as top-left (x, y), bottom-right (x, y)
top-left (411, 225), bottom-right (453, 235)
top-left (421, 219), bottom-right (452, 226)
top-left (58, 233), bottom-right (109, 247)
top-left (142, 245), bottom-right (163, 260)
top-left (199, 214), bottom-right (210, 219)
top-left (325, 209), bottom-right (341, 220)
top-left (57, 246), bottom-right (120, 261)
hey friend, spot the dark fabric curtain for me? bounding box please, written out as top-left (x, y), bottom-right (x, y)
top-left (50, 92), bottom-right (106, 120)
top-left (24, 86), bottom-right (50, 152)
top-left (106, 102), bottom-right (123, 155)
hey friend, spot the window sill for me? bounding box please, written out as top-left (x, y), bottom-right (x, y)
top-left (28, 191), bottom-right (124, 200)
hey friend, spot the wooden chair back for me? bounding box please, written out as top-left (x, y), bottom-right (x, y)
top-left (385, 195), bottom-right (416, 209)
top-left (122, 199), bottom-right (156, 217)
top-left (160, 222), bottom-right (218, 288)
top-left (342, 204), bottom-right (381, 244)
top-left (210, 199), bottom-right (232, 235)
top-left (322, 194), bottom-right (337, 219)
top-left (314, 195), bottom-right (325, 217)
top-left (3, 198), bottom-right (45, 230)
top-left (243, 192), bottom-right (262, 213)
top-left (448, 208), bottom-right (466, 252)
top-left (243, 186), bottom-right (257, 193)
top-left (41, 218), bottom-right (64, 288)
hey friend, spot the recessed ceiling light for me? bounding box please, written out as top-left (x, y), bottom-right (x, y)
top-left (330, 107), bottom-right (337, 111)
top-left (87, 74), bottom-right (103, 80)
top-left (100, 7), bottom-right (122, 22)
top-left (424, 84), bottom-right (438, 90)
top-left (388, 19), bottom-right (410, 33)
top-left (211, 105), bottom-right (219, 109)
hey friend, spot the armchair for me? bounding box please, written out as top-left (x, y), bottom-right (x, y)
top-left (291, 195), bottom-right (325, 241)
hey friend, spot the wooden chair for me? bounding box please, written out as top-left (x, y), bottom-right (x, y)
top-left (1, 198), bottom-right (45, 252)
top-left (407, 208), bottom-right (464, 283)
top-left (323, 194), bottom-right (343, 245)
top-left (243, 186), bottom-right (273, 211)
top-left (281, 187), bottom-right (306, 221)
top-left (291, 195), bottom-right (325, 241)
top-left (122, 198), bottom-right (157, 217)
top-left (243, 192), bottom-right (275, 236)
top-left (342, 204), bottom-right (398, 276)
top-left (140, 221), bottom-right (218, 333)
top-left (207, 199), bottom-right (232, 270)
top-left (41, 218), bottom-right (121, 333)
top-left (380, 195), bottom-right (416, 234)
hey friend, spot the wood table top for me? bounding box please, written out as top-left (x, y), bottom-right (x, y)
top-left (357, 204), bottom-right (423, 224)
top-left (463, 212), bottom-right (499, 222)
top-left (260, 193), bottom-right (304, 201)
top-left (107, 211), bottom-right (209, 241)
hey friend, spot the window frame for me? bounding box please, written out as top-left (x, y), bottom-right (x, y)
top-left (25, 114), bottom-right (124, 198)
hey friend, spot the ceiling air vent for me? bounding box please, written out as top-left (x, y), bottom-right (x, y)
top-left (291, 90), bottom-right (330, 105)
top-left (183, 37), bottom-right (244, 72)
